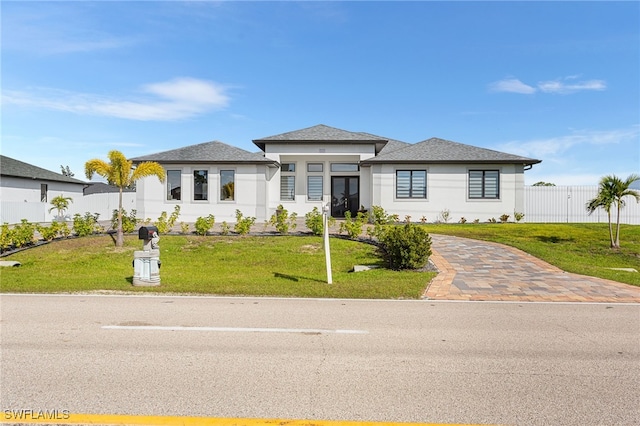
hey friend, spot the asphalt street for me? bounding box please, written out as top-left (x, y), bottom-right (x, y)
top-left (1, 294), bottom-right (639, 425)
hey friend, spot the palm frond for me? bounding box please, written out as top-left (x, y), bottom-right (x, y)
top-left (84, 159), bottom-right (112, 181)
top-left (131, 162), bottom-right (166, 183)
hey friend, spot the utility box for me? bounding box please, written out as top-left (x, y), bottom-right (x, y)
top-left (132, 226), bottom-right (161, 286)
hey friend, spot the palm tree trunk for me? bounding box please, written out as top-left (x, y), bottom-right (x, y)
top-left (117, 187), bottom-right (124, 247)
top-left (607, 210), bottom-right (615, 248)
top-left (614, 200), bottom-right (621, 248)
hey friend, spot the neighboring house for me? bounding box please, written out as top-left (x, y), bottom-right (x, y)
top-left (0, 155), bottom-right (86, 224)
top-left (131, 124), bottom-right (541, 223)
top-left (83, 182), bottom-right (136, 196)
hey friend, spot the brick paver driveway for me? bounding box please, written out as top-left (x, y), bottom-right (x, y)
top-left (424, 234), bottom-right (640, 303)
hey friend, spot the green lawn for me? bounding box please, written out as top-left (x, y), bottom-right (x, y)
top-left (1, 223), bottom-right (638, 297)
top-left (420, 223), bottom-right (640, 286)
top-left (0, 235), bottom-right (434, 299)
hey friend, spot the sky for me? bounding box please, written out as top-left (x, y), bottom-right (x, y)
top-left (2, 1), bottom-right (639, 186)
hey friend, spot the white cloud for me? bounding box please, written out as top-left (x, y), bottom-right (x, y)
top-left (488, 78), bottom-right (536, 94)
top-left (489, 76), bottom-right (607, 95)
top-left (2, 77), bottom-right (231, 121)
top-left (499, 126), bottom-right (639, 158)
top-left (538, 79), bottom-right (606, 94)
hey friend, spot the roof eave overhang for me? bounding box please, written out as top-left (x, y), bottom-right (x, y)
top-left (360, 159), bottom-right (542, 166)
top-left (1, 173), bottom-right (86, 184)
top-left (253, 139), bottom-right (388, 153)
top-left (132, 159), bottom-right (278, 166)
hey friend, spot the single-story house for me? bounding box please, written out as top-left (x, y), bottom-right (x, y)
top-left (0, 155), bottom-right (87, 224)
top-left (131, 124), bottom-right (541, 223)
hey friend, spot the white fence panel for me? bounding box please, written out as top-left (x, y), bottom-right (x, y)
top-left (0, 202), bottom-right (46, 224)
top-left (3, 188), bottom-right (638, 225)
top-left (1, 193), bottom-right (137, 225)
top-left (524, 186), bottom-right (640, 224)
top-left (69, 193), bottom-right (136, 221)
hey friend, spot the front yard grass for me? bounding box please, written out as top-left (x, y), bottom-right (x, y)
top-left (420, 223), bottom-right (640, 286)
top-left (0, 235), bottom-right (434, 299)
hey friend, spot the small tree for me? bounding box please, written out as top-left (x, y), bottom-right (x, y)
top-left (85, 151), bottom-right (165, 247)
top-left (49, 195), bottom-right (73, 220)
top-left (587, 174), bottom-right (640, 248)
top-left (60, 165), bottom-right (75, 177)
top-left (532, 181), bottom-right (556, 187)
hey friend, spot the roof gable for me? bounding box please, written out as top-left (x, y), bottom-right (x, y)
top-left (130, 141), bottom-right (276, 165)
top-left (362, 137), bottom-right (541, 165)
top-left (0, 155), bottom-right (86, 184)
top-left (253, 124), bottom-right (389, 152)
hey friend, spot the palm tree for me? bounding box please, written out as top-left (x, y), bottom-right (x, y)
top-left (49, 195), bottom-right (73, 220)
top-left (85, 150), bottom-right (165, 247)
top-left (586, 180), bottom-right (615, 248)
top-left (587, 174), bottom-right (640, 248)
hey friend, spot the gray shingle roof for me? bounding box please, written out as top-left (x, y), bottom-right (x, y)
top-left (253, 124), bottom-right (389, 153)
top-left (355, 132), bottom-right (411, 156)
top-left (0, 155), bottom-right (86, 184)
top-left (130, 141), bottom-right (277, 165)
top-left (83, 182), bottom-right (135, 195)
top-left (361, 137), bottom-right (541, 165)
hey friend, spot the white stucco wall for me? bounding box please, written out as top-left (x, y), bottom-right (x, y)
top-left (369, 163), bottom-right (526, 222)
top-left (264, 143), bottom-right (376, 217)
top-left (0, 176), bottom-right (85, 223)
top-left (136, 164), bottom-right (272, 223)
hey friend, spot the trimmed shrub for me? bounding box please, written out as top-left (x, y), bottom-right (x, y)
top-left (379, 223), bottom-right (432, 270)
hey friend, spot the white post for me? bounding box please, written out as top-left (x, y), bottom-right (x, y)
top-left (323, 199), bottom-right (332, 284)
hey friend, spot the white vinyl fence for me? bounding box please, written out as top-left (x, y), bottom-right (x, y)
top-left (2, 187), bottom-right (638, 225)
top-left (524, 186), bottom-right (640, 224)
top-left (1, 193), bottom-right (136, 225)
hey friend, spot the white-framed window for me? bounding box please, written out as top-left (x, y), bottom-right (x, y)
top-left (220, 170), bottom-right (235, 201)
top-left (193, 170), bottom-right (208, 201)
top-left (396, 170), bottom-right (426, 199)
top-left (469, 170), bottom-right (500, 199)
top-left (40, 184), bottom-right (48, 203)
top-left (166, 170), bottom-right (181, 201)
top-left (280, 163), bottom-right (295, 201)
top-left (307, 176), bottom-right (323, 201)
top-left (330, 163), bottom-right (359, 172)
top-left (307, 163), bottom-right (323, 201)
top-left (307, 163), bottom-right (323, 173)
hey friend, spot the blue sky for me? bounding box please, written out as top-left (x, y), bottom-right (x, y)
top-left (2, 1), bottom-right (639, 186)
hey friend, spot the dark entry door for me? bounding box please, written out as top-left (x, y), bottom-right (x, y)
top-left (331, 177), bottom-right (359, 218)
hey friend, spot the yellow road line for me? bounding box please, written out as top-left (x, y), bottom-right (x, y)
top-left (0, 413), bottom-right (495, 426)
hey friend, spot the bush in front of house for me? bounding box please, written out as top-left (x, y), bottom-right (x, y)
top-left (234, 210), bottom-right (256, 235)
top-left (154, 205), bottom-right (181, 233)
top-left (269, 205), bottom-right (297, 234)
top-left (73, 213), bottom-right (101, 237)
top-left (0, 220), bottom-right (37, 251)
top-left (339, 211), bottom-right (368, 239)
top-left (111, 209), bottom-right (139, 234)
top-left (304, 207), bottom-right (335, 236)
top-left (194, 214), bottom-right (215, 236)
top-left (37, 221), bottom-right (70, 241)
top-left (378, 223), bottom-right (432, 270)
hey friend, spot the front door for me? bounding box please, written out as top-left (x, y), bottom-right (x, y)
top-left (331, 177), bottom-right (359, 218)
